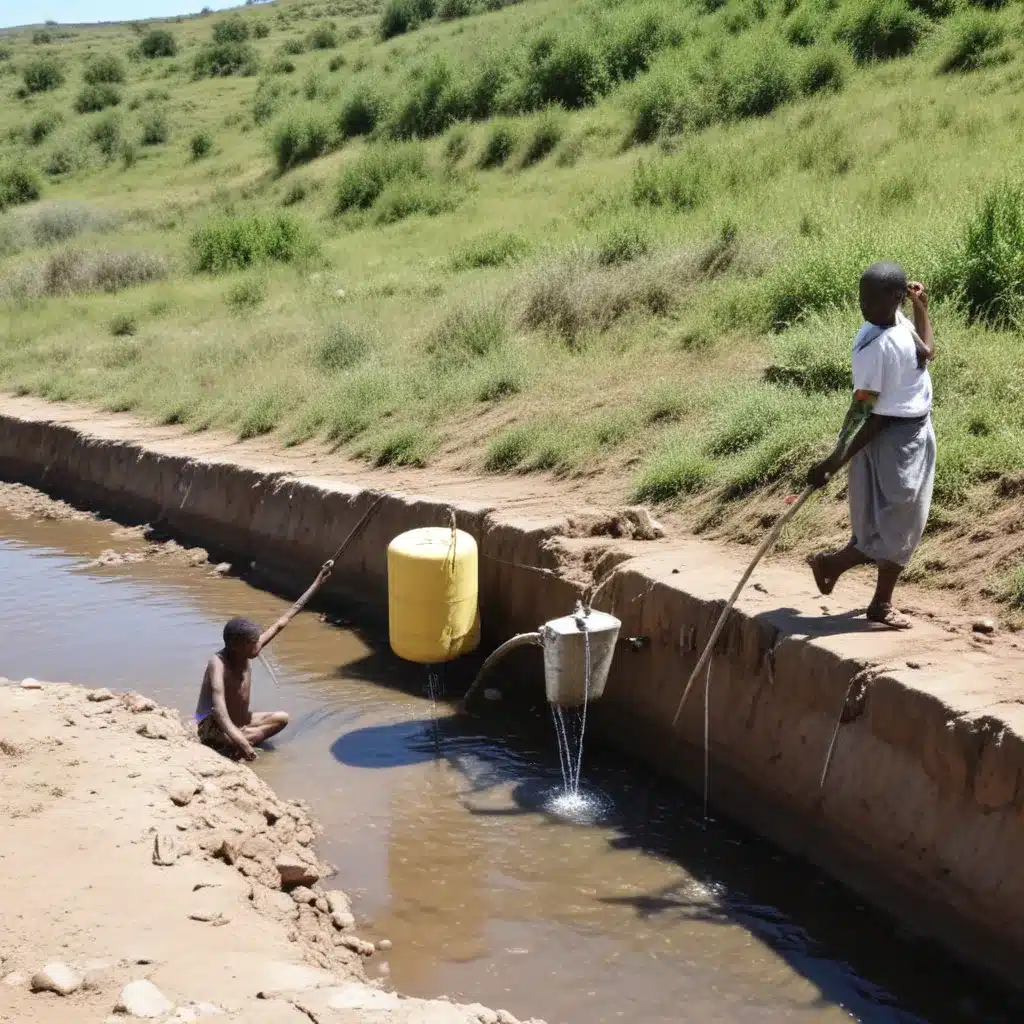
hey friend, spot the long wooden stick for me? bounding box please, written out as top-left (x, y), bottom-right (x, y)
top-left (328, 494), bottom-right (386, 565)
top-left (671, 487), bottom-right (814, 729)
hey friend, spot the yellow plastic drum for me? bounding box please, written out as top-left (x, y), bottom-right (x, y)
top-left (387, 527), bottom-right (480, 664)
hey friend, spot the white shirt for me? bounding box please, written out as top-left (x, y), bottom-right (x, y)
top-left (851, 311), bottom-right (932, 417)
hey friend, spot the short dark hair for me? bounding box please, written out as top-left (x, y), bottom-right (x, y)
top-left (224, 617), bottom-right (261, 646)
top-left (861, 261), bottom-right (907, 296)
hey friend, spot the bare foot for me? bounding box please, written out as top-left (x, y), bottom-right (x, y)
top-left (866, 603), bottom-right (912, 630)
top-left (807, 553), bottom-right (836, 596)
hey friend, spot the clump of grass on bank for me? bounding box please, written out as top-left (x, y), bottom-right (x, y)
top-left (188, 213), bottom-right (319, 272)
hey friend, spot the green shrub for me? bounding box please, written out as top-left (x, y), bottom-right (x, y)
top-left (23, 55), bottom-right (65, 93)
top-left (189, 212), bottom-right (319, 272)
top-left (190, 130), bottom-right (213, 159)
top-left (192, 41), bottom-right (259, 79)
top-left (373, 175), bottom-right (457, 223)
top-left (271, 106), bottom-right (337, 173)
top-left (449, 230), bottom-right (529, 270)
top-left (308, 22), bottom-right (339, 49)
top-left (121, 139), bottom-right (138, 168)
top-left (90, 113), bottom-right (123, 160)
top-left (83, 53), bottom-right (126, 85)
top-left (238, 391), bottom-right (283, 440)
top-left (253, 77), bottom-right (284, 124)
top-left (0, 161), bottom-right (43, 212)
top-left (785, 7), bottom-right (823, 46)
top-left (718, 43), bottom-right (795, 118)
top-left (800, 44), bottom-right (851, 94)
top-left (439, 0), bottom-right (476, 19)
top-left (939, 11), bottom-right (1006, 73)
top-left (140, 29), bottom-right (178, 58)
top-left (271, 56), bottom-right (297, 74)
top-left (337, 83), bottom-right (388, 138)
top-left (389, 56), bottom-right (470, 139)
top-left (443, 124), bottom-right (470, 165)
top-left (213, 15), bottom-right (250, 43)
top-left (253, 22), bottom-right (271, 39)
top-left (315, 322), bottom-right (371, 369)
top-left (280, 37), bottom-right (307, 56)
top-left (521, 107), bottom-right (563, 166)
top-left (26, 110), bottom-right (63, 145)
top-left (379, 0), bottom-right (435, 39)
top-left (140, 109), bottom-right (170, 145)
top-left (596, 217), bottom-right (653, 266)
top-left (604, 8), bottom-right (673, 84)
top-left (523, 36), bottom-right (609, 110)
top-left (485, 424), bottom-right (539, 471)
top-left (366, 426), bottom-right (435, 467)
top-left (75, 83), bottom-right (121, 112)
top-left (478, 118), bottom-right (519, 168)
top-left (303, 69), bottom-right (326, 100)
top-left (44, 143), bottom-right (79, 176)
top-left (943, 182), bottom-right (1024, 326)
top-left (328, 54), bottom-right (345, 72)
top-left (33, 30), bottom-right (54, 45)
top-left (109, 312), bottom-right (137, 336)
top-left (834, 0), bottom-right (929, 63)
top-left (631, 156), bottom-right (709, 211)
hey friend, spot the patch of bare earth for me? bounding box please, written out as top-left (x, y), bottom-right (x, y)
top-left (0, 680), bottom-right (542, 1024)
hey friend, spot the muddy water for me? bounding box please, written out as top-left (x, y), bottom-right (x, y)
top-left (0, 507), bottom-right (1017, 1024)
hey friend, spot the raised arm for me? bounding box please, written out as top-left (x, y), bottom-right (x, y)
top-left (256, 560), bottom-right (334, 652)
top-left (907, 282), bottom-right (935, 366)
top-left (207, 655), bottom-right (256, 761)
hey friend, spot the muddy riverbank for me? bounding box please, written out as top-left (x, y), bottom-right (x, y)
top-left (0, 679), bottom-right (541, 1024)
top-left (1, 396), bottom-right (1023, 995)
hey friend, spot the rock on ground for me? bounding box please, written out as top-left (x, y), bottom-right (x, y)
top-left (30, 962), bottom-right (82, 996)
top-left (115, 979), bottom-right (174, 1018)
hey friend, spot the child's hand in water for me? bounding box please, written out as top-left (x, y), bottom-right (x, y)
top-left (237, 738), bottom-right (257, 761)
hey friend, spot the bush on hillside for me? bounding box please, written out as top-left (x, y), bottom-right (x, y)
top-left (329, 54), bottom-right (345, 71)
top-left (939, 11), bottom-right (1006, 73)
top-left (718, 43), bottom-right (795, 118)
top-left (192, 41), bottom-right (259, 78)
top-left (834, 0), bottom-right (928, 62)
top-left (44, 141), bottom-right (80, 176)
top-left (337, 83), bottom-right (388, 138)
top-left (0, 161), bottom-right (43, 212)
top-left (271, 106), bottom-right (337, 173)
top-left (379, 0), bottom-right (435, 39)
top-left (253, 78), bottom-right (284, 124)
top-left (521, 106), bottom-right (563, 166)
top-left (390, 56), bottom-right (469, 138)
top-left (785, 7), bottom-right (823, 46)
top-left (478, 119), bottom-right (519, 168)
top-left (333, 143), bottom-right (428, 213)
top-left (189, 212), bottom-right (319, 273)
top-left (213, 16), bottom-right (250, 43)
top-left (438, 0), bottom-right (477, 19)
top-left (140, 28), bottom-right (178, 57)
top-left (90, 113), bottom-right (123, 160)
top-left (523, 36), bottom-right (609, 110)
top-left (631, 156), bottom-right (709, 211)
top-left (315, 322), bottom-right (371, 370)
top-left (75, 83), bottom-right (121, 113)
top-left (23, 55), bottom-right (65, 93)
top-left (596, 217), bottom-right (653, 266)
top-left (83, 53), bottom-right (126, 84)
top-left (603, 8), bottom-right (674, 84)
top-left (26, 110), bottom-right (63, 145)
top-left (190, 130), bottom-right (213, 159)
top-left (308, 23), bottom-right (339, 49)
top-left (943, 182), bottom-right (1024, 327)
top-left (253, 22), bottom-right (271, 39)
top-left (800, 44), bottom-right (851, 94)
top-left (428, 301), bottom-right (509, 367)
top-left (279, 37), bottom-right (307, 56)
top-left (140, 110), bottom-right (170, 145)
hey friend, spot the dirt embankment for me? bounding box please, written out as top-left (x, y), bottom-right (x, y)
top-left (0, 680), bottom-right (542, 1024)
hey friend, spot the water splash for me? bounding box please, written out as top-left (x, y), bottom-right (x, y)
top-left (425, 666), bottom-right (443, 755)
top-left (549, 617), bottom-right (592, 798)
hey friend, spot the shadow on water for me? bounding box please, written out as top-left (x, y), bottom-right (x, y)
top-left (330, 711), bottom-right (1017, 1024)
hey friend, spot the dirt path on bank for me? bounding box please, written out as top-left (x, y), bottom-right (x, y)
top-left (0, 680), bottom-right (541, 1024)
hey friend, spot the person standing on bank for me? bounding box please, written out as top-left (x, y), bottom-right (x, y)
top-left (805, 262), bottom-right (936, 630)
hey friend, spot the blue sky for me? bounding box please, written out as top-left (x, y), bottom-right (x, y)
top-left (1, 1), bottom-right (241, 30)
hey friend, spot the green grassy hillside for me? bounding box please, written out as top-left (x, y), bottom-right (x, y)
top-left (2, 0), bottom-right (1024, 612)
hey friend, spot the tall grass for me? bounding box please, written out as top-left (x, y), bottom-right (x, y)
top-left (188, 213), bottom-right (319, 273)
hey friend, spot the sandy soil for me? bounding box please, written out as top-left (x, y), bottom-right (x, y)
top-left (0, 680), bottom-right (541, 1024)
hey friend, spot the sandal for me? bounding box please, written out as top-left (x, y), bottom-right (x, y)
top-left (866, 603), bottom-right (913, 630)
top-left (807, 553), bottom-right (837, 596)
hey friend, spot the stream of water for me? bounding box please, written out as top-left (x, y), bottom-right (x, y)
top-left (0, 505), bottom-right (1019, 1024)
